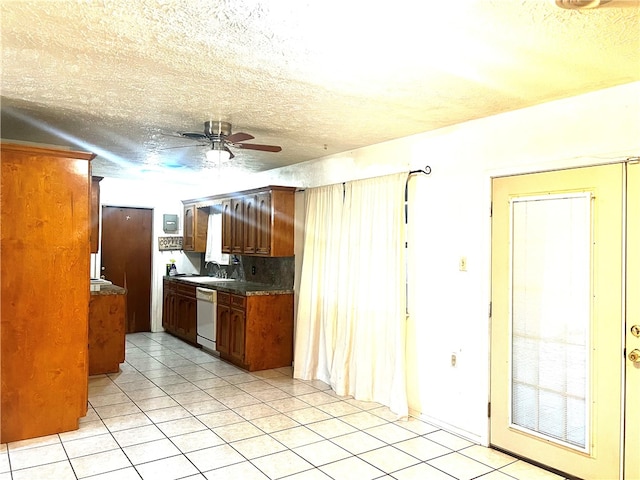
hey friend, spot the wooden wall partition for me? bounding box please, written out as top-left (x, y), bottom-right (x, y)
top-left (1, 143), bottom-right (95, 443)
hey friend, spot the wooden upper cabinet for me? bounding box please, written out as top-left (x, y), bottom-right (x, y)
top-left (182, 203), bottom-right (208, 252)
top-left (184, 185), bottom-right (295, 257)
top-left (1, 143), bottom-right (95, 443)
top-left (231, 197), bottom-right (244, 254)
top-left (220, 186), bottom-right (295, 257)
top-left (256, 187), bottom-right (294, 257)
top-left (256, 191), bottom-right (272, 255)
top-left (90, 176), bottom-right (103, 253)
top-left (183, 204), bottom-right (195, 250)
top-left (243, 194), bottom-right (257, 254)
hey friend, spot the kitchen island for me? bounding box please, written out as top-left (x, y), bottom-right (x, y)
top-left (89, 284), bottom-right (127, 375)
top-left (163, 276), bottom-right (293, 371)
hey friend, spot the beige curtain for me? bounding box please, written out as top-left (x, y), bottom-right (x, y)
top-left (294, 183), bottom-right (344, 382)
top-left (294, 173), bottom-right (409, 417)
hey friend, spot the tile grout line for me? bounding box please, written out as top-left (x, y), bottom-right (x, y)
top-left (6, 331), bottom-right (561, 480)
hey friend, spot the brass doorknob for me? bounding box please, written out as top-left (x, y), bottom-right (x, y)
top-left (629, 349), bottom-right (640, 363)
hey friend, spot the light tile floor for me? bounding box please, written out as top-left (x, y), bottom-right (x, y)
top-left (0, 332), bottom-right (568, 480)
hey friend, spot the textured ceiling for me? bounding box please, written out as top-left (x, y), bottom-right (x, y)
top-left (1, 0), bottom-right (639, 183)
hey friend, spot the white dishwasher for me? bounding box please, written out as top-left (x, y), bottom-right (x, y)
top-left (196, 287), bottom-right (217, 353)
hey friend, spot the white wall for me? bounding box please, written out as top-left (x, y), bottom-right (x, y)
top-left (99, 81), bottom-right (639, 444)
top-left (96, 178), bottom-right (211, 332)
top-left (254, 82), bottom-right (640, 444)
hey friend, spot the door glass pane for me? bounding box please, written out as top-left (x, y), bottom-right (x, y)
top-left (510, 194), bottom-right (591, 450)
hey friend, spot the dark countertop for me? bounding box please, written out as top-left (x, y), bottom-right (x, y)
top-left (90, 284), bottom-right (126, 295)
top-left (165, 275), bottom-right (293, 296)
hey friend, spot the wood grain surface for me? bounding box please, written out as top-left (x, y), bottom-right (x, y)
top-left (1, 143), bottom-right (94, 443)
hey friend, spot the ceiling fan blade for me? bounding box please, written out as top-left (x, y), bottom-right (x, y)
top-left (178, 131), bottom-right (209, 141)
top-left (160, 143), bottom-right (208, 150)
top-left (234, 143), bottom-right (282, 153)
top-left (226, 132), bottom-right (254, 143)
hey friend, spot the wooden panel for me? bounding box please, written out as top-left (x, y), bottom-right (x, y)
top-left (243, 194), bottom-right (257, 254)
top-left (101, 206), bottom-right (152, 333)
top-left (216, 304), bottom-right (231, 355)
top-left (244, 294), bottom-right (294, 371)
top-left (230, 294), bottom-right (246, 309)
top-left (230, 308), bottom-right (246, 365)
top-left (183, 205), bottom-right (195, 250)
top-left (1, 143), bottom-right (94, 443)
top-left (217, 291), bottom-right (231, 305)
top-left (231, 197), bottom-right (244, 253)
top-left (162, 279), bottom-right (197, 344)
top-left (269, 188), bottom-right (295, 257)
top-left (256, 191), bottom-right (272, 255)
top-left (90, 176), bottom-right (102, 253)
top-left (221, 199), bottom-right (232, 253)
top-left (176, 282), bottom-right (196, 296)
top-left (162, 279), bottom-right (175, 331)
top-left (89, 293), bottom-right (126, 375)
top-left (194, 206), bottom-right (209, 252)
top-left (182, 203), bottom-right (209, 253)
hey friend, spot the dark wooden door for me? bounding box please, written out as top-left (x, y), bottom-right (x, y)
top-left (101, 206), bottom-right (152, 333)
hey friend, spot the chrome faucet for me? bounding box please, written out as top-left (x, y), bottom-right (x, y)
top-left (204, 261), bottom-right (221, 277)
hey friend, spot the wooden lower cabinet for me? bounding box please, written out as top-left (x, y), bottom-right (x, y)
top-left (162, 279), bottom-right (197, 344)
top-left (89, 288), bottom-right (126, 375)
top-left (216, 291), bottom-right (293, 371)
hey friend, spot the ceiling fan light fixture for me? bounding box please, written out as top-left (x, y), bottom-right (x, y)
top-left (552, 0), bottom-right (614, 8)
top-left (206, 143), bottom-right (231, 163)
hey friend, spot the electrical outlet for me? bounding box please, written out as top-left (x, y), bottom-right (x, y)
top-left (451, 353), bottom-right (457, 367)
top-left (251, 266), bottom-right (256, 275)
top-left (459, 256), bottom-right (467, 272)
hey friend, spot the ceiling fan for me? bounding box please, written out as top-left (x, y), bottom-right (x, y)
top-left (171, 121), bottom-right (282, 162)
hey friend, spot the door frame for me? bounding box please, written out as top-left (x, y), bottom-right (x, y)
top-left (488, 161), bottom-right (633, 479)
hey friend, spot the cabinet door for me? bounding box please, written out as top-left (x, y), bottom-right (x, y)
top-left (231, 197), bottom-right (244, 253)
top-left (162, 286), bottom-right (171, 331)
top-left (174, 294), bottom-right (196, 341)
top-left (243, 194), bottom-right (257, 254)
top-left (216, 304), bottom-right (231, 354)
top-left (256, 191), bottom-right (272, 255)
top-left (192, 206), bottom-right (209, 253)
top-left (230, 307), bottom-right (246, 364)
top-left (221, 199), bottom-right (232, 253)
top-left (183, 205), bottom-right (195, 251)
top-left (175, 295), bottom-right (188, 337)
top-left (169, 293), bottom-right (177, 332)
top-left (184, 296), bottom-right (197, 343)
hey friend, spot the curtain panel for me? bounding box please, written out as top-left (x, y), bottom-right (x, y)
top-left (294, 173), bottom-right (409, 417)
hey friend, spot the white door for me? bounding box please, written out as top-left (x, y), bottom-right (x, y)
top-left (491, 164), bottom-right (630, 479)
top-left (625, 161), bottom-right (640, 480)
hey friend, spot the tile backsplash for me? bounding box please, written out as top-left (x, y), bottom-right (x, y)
top-left (240, 255), bottom-right (295, 289)
top-left (198, 254), bottom-right (294, 289)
